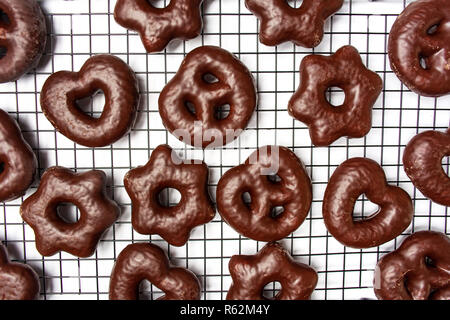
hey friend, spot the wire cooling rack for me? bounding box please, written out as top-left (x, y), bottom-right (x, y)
top-left (0, 0), bottom-right (448, 300)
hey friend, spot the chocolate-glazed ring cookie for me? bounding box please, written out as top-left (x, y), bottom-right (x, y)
top-left (216, 146), bottom-right (312, 242)
top-left (288, 46), bottom-right (383, 146)
top-left (109, 243), bottom-right (201, 300)
top-left (323, 158), bottom-right (413, 248)
top-left (159, 46), bottom-right (256, 148)
top-left (114, 0), bottom-right (203, 53)
top-left (20, 167), bottom-right (120, 257)
top-left (0, 109), bottom-right (36, 202)
top-left (124, 145), bottom-right (214, 246)
top-left (403, 128), bottom-right (450, 207)
top-left (388, 0), bottom-right (450, 97)
top-left (227, 242), bottom-right (317, 300)
top-left (0, 0), bottom-right (47, 83)
top-left (245, 0), bottom-right (343, 47)
top-left (40, 55), bottom-right (140, 147)
top-left (0, 244), bottom-right (39, 300)
top-left (374, 231), bottom-right (450, 300)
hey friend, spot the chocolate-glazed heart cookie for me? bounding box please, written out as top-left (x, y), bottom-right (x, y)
top-left (374, 231), bottom-right (450, 300)
top-left (109, 243), bottom-right (201, 300)
top-left (388, 0), bottom-right (450, 97)
top-left (40, 55), bottom-right (140, 147)
top-left (403, 128), bottom-right (450, 207)
top-left (124, 145), bottom-right (214, 246)
top-left (288, 45), bottom-right (382, 146)
top-left (227, 242), bottom-right (317, 300)
top-left (20, 167), bottom-right (120, 257)
top-left (216, 146), bottom-right (312, 242)
top-left (0, 244), bottom-right (39, 300)
top-left (0, 0), bottom-right (47, 83)
top-left (323, 158), bottom-right (413, 249)
top-left (245, 0), bottom-right (343, 47)
top-left (0, 109), bottom-right (36, 202)
top-left (159, 46), bottom-right (256, 148)
top-left (114, 0), bottom-right (203, 53)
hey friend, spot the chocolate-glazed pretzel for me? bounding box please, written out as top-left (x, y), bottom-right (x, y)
top-left (374, 231), bottom-right (450, 300)
top-left (124, 145), bottom-right (214, 246)
top-left (288, 46), bottom-right (383, 146)
top-left (227, 242), bottom-right (317, 300)
top-left (0, 109), bottom-right (36, 202)
top-left (403, 128), bottom-right (450, 207)
top-left (216, 146), bottom-right (312, 242)
top-left (159, 46), bottom-right (256, 148)
top-left (388, 0), bottom-right (450, 97)
top-left (109, 243), bottom-right (201, 300)
top-left (20, 167), bottom-right (120, 257)
top-left (0, 0), bottom-right (47, 83)
top-left (40, 55), bottom-right (140, 147)
top-left (245, 0), bottom-right (343, 47)
top-left (114, 0), bottom-right (203, 53)
top-left (323, 158), bottom-right (413, 248)
top-left (0, 244), bottom-right (39, 300)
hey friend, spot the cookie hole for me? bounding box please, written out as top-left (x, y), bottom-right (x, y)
top-left (263, 281), bottom-right (282, 299)
top-left (267, 174), bottom-right (282, 183)
top-left (185, 101), bottom-right (196, 116)
top-left (326, 86), bottom-right (346, 107)
top-left (138, 279), bottom-right (162, 300)
top-left (146, 0), bottom-right (170, 9)
top-left (157, 187), bottom-right (181, 208)
top-left (0, 47), bottom-right (7, 60)
top-left (427, 23), bottom-right (439, 35)
top-left (425, 256), bottom-right (436, 268)
top-left (286, 0), bottom-right (304, 9)
top-left (419, 56), bottom-right (428, 70)
top-left (270, 206), bottom-right (285, 219)
top-left (0, 162), bottom-right (4, 175)
top-left (202, 73), bottom-right (219, 84)
top-left (76, 90), bottom-right (105, 119)
top-left (214, 104), bottom-right (230, 120)
top-left (353, 194), bottom-right (380, 221)
top-left (56, 202), bottom-right (79, 224)
top-left (442, 156), bottom-right (449, 176)
top-left (241, 191), bottom-right (252, 208)
top-left (0, 9), bottom-right (10, 26)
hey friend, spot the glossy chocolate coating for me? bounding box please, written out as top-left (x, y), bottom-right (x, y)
top-left (159, 46), bottom-right (256, 148)
top-left (227, 242), bottom-right (317, 300)
top-left (388, 0), bottom-right (450, 97)
top-left (216, 146), bottom-right (312, 242)
top-left (20, 167), bottom-right (120, 257)
top-left (40, 55), bottom-right (140, 148)
top-left (0, 0), bottom-right (47, 83)
top-left (0, 109), bottom-right (36, 202)
top-left (288, 46), bottom-right (383, 146)
top-left (403, 128), bottom-right (450, 207)
top-left (245, 0), bottom-right (343, 47)
top-left (323, 158), bottom-right (413, 249)
top-left (124, 145), bottom-right (214, 246)
top-left (374, 231), bottom-right (450, 300)
top-left (0, 244), bottom-right (39, 300)
top-left (109, 243), bottom-right (201, 300)
top-left (114, 0), bottom-right (203, 53)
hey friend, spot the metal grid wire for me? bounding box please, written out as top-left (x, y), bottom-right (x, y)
top-left (0, 0), bottom-right (448, 300)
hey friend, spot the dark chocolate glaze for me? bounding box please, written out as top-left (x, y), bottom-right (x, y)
top-left (124, 145), bottom-right (214, 246)
top-left (288, 46), bottom-right (383, 146)
top-left (323, 158), bottom-right (413, 249)
top-left (159, 46), bottom-right (256, 148)
top-left (114, 0), bottom-right (203, 53)
top-left (20, 167), bottom-right (120, 257)
top-left (40, 55), bottom-right (140, 148)
top-left (109, 242), bottom-right (201, 300)
top-left (245, 0), bottom-right (343, 47)
top-left (0, 244), bottom-right (39, 300)
top-left (374, 231), bottom-right (450, 300)
top-left (0, 0), bottom-right (47, 83)
top-left (403, 128), bottom-right (450, 207)
top-left (0, 109), bottom-right (36, 202)
top-left (388, 0), bottom-right (450, 97)
top-left (216, 146), bottom-right (312, 242)
top-left (227, 242), bottom-right (317, 300)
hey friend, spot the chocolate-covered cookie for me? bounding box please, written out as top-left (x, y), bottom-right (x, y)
top-left (388, 0), bottom-right (450, 97)
top-left (159, 46), bottom-right (256, 148)
top-left (374, 231), bottom-right (450, 300)
top-left (114, 0), bottom-right (203, 53)
top-left (20, 167), bottom-right (119, 257)
top-left (0, 0), bottom-right (47, 83)
top-left (227, 242), bottom-right (317, 300)
top-left (323, 158), bottom-right (413, 248)
top-left (109, 243), bottom-right (201, 300)
top-left (288, 46), bottom-right (382, 146)
top-left (40, 55), bottom-right (140, 147)
top-left (245, 0), bottom-right (343, 47)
